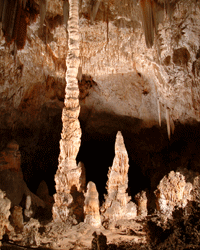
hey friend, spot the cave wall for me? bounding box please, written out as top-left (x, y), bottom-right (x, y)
top-left (1, 0), bottom-right (200, 208)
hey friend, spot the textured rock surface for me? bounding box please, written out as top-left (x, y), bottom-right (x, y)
top-left (0, 190), bottom-right (12, 246)
top-left (11, 206), bottom-right (24, 233)
top-left (52, 0), bottom-right (84, 223)
top-left (101, 131), bottom-right (137, 224)
top-left (155, 170), bottom-right (193, 218)
top-left (84, 181), bottom-right (101, 228)
top-left (135, 191), bottom-right (148, 217)
top-left (0, 141), bottom-right (45, 208)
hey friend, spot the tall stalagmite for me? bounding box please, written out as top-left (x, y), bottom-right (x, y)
top-left (101, 131), bottom-right (137, 225)
top-left (53, 0), bottom-right (84, 223)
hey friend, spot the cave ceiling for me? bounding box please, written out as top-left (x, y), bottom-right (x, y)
top-left (0, 0), bottom-right (200, 136)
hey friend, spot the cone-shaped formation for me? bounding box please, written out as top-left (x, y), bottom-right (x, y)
top-left (53, 0), bottom-right (84, 223)
top-left (101, 131), bottom-right (137, 224)
top-left (84, 181), bottom-right (101, 228)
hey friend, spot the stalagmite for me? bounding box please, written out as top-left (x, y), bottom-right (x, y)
top-left (101, 131), bottom-right (137, 226)
top-left (166, 107), bottom-right (170, 140)
top-left (53, 0), bottom-right (84, 223)
top-left (157, 99), bottom-right (161, 126)
top-left (135, 191), bottom-right (148, 217)
top-left (84, 181), bottom-right (101, 228)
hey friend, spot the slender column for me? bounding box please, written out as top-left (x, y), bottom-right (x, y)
top-left (53, 0), bottom-right (84, 223)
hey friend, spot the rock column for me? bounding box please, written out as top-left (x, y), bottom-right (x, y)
top-left (53, 0), bottom-right (84, 223)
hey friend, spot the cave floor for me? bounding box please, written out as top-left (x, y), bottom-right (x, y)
top-left (1, 219), bottom-right (147, 250)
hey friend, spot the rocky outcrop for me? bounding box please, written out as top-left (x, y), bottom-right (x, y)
top-left (0, 190), bottom-right (13, 246)
top-left (11, 206), bottom-right (24, 233)
top-left (84, 181), bottom-right (101, 228)
top-left (52, 0), bottom-right (85, 223)
top-left (101, 131), bottom-right (137, 224)
top-left (0, 140), bottom-right (45, 210)
top-left (155, 170), bottom-right (193, 218)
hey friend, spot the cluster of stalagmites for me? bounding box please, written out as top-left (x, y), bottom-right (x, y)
top-left (1, 133), bottom-right (200, 248)
top-left (53, 129), bottom-right (200, 229)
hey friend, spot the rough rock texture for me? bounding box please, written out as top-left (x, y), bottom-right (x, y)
top-left (22, 218), bottom-right (41, 246)
top-left (0, 190), bottom-right (12, 246)
top-left (0, 141), bottom-right (45, 209)
top-left (154, 168), bottom-right (200, 218)
top-left (135, 191), bottom-right (148, 217)
top-left (0, 140), bottom-right (21, 172)
top-left (84, 181), bottom-right (101, 228)
top-left (101, 131), bottom-right (137, 224)
top-left (52, 0), bottom-right (84, 223)
top-left (91, 231), bottom-right (107, 250)
top-left (155, 170), bottom-right (193, 218)
top-left (11, 206), bottom-right (24, 233)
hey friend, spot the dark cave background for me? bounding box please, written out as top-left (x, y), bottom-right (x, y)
top-left (2, 106), bottom-right (200, 211)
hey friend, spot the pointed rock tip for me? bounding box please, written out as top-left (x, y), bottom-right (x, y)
top-left (87, 181), bottom-right (97, 192)
top-left (115, 131), bottom-right (127, 153)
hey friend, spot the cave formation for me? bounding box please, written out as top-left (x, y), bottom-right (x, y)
top-left (1, 0), bottom-right (200, 248)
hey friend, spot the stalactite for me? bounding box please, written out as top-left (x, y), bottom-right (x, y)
top-left (157, 99), bottom-right (161, 127)
top-left (106, 2), bottom-right (109, 44)
top-left (170, 116), bottom-right (175, 135)
top-left (0, 0), bottom-right (4, 21)
top-left (90, 0), bottom-right (101, 23)
top-left (39, 0), bottom-right (46, 28)
top-left (16, 8), bottom-right (28, 50)
top-left (2, 0), bottom-right (18, 43)
top-left (140, 0), bottom-right (154, 48)
top-left (11, 2), bottom-right (22, 43)
top-left (63, 0), bottom-right (69, 29)
top-left (166, 107), bottom-right (170, 140)
top-left (22, 0), bottom-right (27, 9)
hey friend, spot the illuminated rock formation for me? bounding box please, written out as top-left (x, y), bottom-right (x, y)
top-left (155, 170), bottom-right (193, 218)
top-left (101, 131), bottom-right (137, 224)
top-left (11, 205), bottom-right (24, 233)
top-left (0, 190), bottom-right (13, 246)
top-left (84, 181), bottom-right (101, 228)
top-left (135, 191), bottom-right (148, 217)
top-left (53, 0), bottom-right (84, 223)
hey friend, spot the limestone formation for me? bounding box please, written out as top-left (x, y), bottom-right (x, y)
top-left (0, 140), bottom-right (21, 173)
top-left (135, 191), bottom-right (148, 217)
top-left (0, 190), bottom-right (12, 246)
top-left (22, 218), bottom-right (41, 246)
top-left (11, 206), bottom-right (24, 233)
top-left (0, 141), bottom-right (45, 208)
top-left (53, 0), bottom-right (84, 223)
top-left (24, 195), bottom-right (34, 220)
top-left (155, 170), bottom-right (193, 218)
top-left (84, 181), bottom-right (101, 228)
top-left (101, 131), bottom-right (137, 224)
